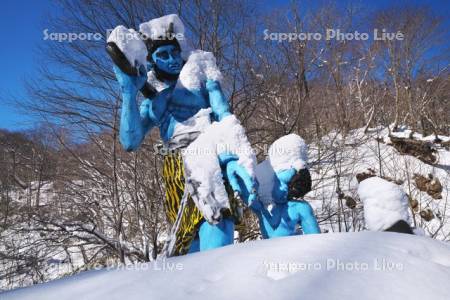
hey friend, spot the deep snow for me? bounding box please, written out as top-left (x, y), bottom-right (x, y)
top-left (3, 232), bottom-right (450, 300)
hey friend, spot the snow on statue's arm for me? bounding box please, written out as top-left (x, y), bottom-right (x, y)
top-left (196, 50), bottom-right (231, 121)
top-left (190, 50), bottom-right (257, 204)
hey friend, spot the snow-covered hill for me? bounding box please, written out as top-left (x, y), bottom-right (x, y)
top-left (2, 232), bottom-right (450, 300)
top-left (307, 127), bottom-right (450, 239)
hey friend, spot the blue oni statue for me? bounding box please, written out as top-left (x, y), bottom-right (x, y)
top-left (107, 15), bottom-right (257, 256)
top-left (250, 135), bottom-right (320, 238)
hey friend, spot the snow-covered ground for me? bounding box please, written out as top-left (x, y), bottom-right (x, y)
top-left (2, 232), bottom-right (450, 300)
top-left (2, 125), bottom-right (449, 292)
top-left (307, 127), bottom-right (450, 239)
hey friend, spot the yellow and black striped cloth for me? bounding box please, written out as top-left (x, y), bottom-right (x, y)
top-left (162, 151), bottom-right (243, 256)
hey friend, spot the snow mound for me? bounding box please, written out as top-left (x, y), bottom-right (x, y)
top-left (3, 232), bottom-right (450, 300)
top-left (107, 25), bottom-right (147, 68)
top-left (358, 177), bottom-right (411, 231)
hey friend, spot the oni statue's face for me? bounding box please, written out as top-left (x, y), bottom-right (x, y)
top-left (272, 168), bottom-right (296, 204)
top-left (151, 44), bottom-right (183, 75)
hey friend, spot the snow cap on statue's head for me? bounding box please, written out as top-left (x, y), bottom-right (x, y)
top-left (358, 177), bottom-right (411, 231)
top-left (139, 14), bottom-right (190, 60)
top-left (268, 134), bottom-right (308, 173)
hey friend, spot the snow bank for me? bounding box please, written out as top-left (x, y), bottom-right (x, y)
top-left (388, 125), bottom-right (450, 143)
top-left (358, 177), bottom-right (411, 231)
top-left (107, 25), bottom-right (147, 68)
top-left (268, 134), bottom-right (308, 172)
top-left (4, 232), bottom-right (450, 300)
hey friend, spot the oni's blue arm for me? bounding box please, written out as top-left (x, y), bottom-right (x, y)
top-left (295, 201), bottom-right (320, 234)
top-left (206, 79), bottom-right (231, 121)
top-left (260, 206), bottom-right (281, 229)
top-left (119, 94), bottom-right (152, 151)
top-left (114, 65), bottom-right (154, 151)
top-left (138, 99), bottom-right (156, 132)
top-left (251, 201), bottom-right (280, 239)
top-left (218, 153), bottom-right (258, 206)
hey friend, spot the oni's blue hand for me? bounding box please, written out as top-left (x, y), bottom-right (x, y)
top-left (206, 79), bottom-right (231, 121)
top-left (272, 168), bottom-right (297, 204)
top-left (218, 153), bottom-right (239, 167)
top-left (218, 153), bottom-right (257, 206)
top-left (113, 65), bottom-right (147, 96)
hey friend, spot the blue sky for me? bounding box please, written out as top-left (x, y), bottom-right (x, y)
top-left (0, 0), bottom-right (53, 130)
top-left (0, 0), bottom-right (448, 131)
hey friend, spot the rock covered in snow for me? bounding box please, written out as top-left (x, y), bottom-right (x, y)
top-left (358, 177), bottom-right (411, 231)
top-left (107, 25), bottom-right (148, 68)
top-left (268, 134), bottom-right (308, 172)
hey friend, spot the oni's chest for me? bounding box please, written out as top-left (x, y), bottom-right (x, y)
top-left (169, 87), bottom-right (209, 111)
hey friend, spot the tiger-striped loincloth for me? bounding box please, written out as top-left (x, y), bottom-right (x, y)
top-left (162, 150), bottom-right (243, 256)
